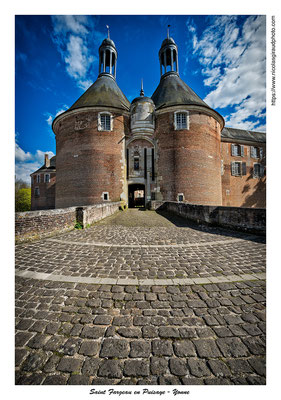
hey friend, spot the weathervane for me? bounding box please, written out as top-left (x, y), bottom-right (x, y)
top-left (167, 24), bottom-right (171, 39)
top-left (106, 25), bottom-right (110, 39)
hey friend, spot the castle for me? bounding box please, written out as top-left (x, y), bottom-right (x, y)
top-left (30, 32), bottom-right (266, 211)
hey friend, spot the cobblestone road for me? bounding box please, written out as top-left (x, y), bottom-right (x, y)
top-left (15, 209), bottom-right (266, 385)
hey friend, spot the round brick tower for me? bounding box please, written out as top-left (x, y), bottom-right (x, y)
top-left (52, 36), bottom-right (130, 208)
top-left (152, 34), bottom-right (225, 206)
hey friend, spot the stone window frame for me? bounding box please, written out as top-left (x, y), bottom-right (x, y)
top-left (174, 110), bottom-right (189, 130)
top-left (231, 161), bottom-right (247, 176)
top-left (231, 143), bottom-right (244, 157)
top-left (98, 112), bottom-right (113, 132)
top-left (253, 163), bottom-right (265, 178)
top-left (102, 192), bottom-right (109, 201)
top-left (177, 193), bottom-right (184, 202)
top-left (34, 186), bottom-right (40, 197)
top-left (44, 173), bottom-right (50, 183)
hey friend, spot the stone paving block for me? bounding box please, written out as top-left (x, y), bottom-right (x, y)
top-left (43, 375), bottom-right (68, 385)
top-left (68, 375), bottom-right (90, 385)
top-left (193, 339), bottom-right (222, 358)
top-left (124, 360), bottom-right (150, 377)
top-left (26, 334), bottom-right (49, 349)
top-left (158, 327), bottom-right (180, 338)
top-left (62, 337), bottom-right (82, 356)
top-left (22, 352), bottom-right (47, 372)
top-left (242, 337), bottom-right (266, 355)
top-left (150, 357), bottom-right (169, 375)
top-left (15, 332), bottom-right (34, 347)
top-left (82, 357), bottom-right (100, 376)
top-left (117, 327), bottom-right (142, 338)
top-left (15, 349), bottom-right (29, 367)
top-left (169, 358), bottom-right (188, 376)
top-left (98, 359), bottom-right (123, 378)
top-left (227, 359), bottom-right (253, 374)
top-left (216, 337), bottom-right (250, 358)
top-left (173, 340), bottom-right (197, 357)
top-left (207, 359), bottom-right (232, 377)
top-left (129, 340), bottom-right (151, 358)
top-left (80, 326), bottom-right (105, 339)
top-left (152, 339), bottom-right (174, 356)
top-left (57, 357), bottom-right (83, 373)
top-left (16, 373), bottom-right (45, 385)
top-left (142, 326), bottom-right (158, 338)
top-left (100, 339), bottom-right (130, 358)
top-left (248, 357), bottom-right (266, 376)
top-left (43, 335), bottom-right (66, 352)
top-left (188, 359), bottom-right (212, 377)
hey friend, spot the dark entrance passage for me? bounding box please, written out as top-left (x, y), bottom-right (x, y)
top-left (128, 184), bottom-right (145, 208)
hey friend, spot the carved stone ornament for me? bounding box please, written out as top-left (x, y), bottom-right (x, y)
top-left (75, 118), bottom-right (90, 130)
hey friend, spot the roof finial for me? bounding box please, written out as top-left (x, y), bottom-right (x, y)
top-left (140, 78), bottom-right (144, 96)
top-left (106, 25), bottom-right (110, 39)
top-left (167, 24), bottom-right (171, 39)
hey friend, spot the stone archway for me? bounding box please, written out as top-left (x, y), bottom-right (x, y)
top-left (128, 183), bottom-right (145, 208)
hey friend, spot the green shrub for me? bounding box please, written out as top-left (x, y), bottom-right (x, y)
top-left (15, 188), bottom-right (31, 212)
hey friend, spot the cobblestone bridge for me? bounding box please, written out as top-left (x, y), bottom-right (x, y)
top-left (15, 209), bottom-right (266, 385)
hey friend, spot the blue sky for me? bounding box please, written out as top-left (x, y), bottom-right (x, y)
top-left (15, 14), bottom-right (266, 183)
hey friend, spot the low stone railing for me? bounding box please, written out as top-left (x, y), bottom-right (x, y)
top-left (15, 202), bottom-right (121, 243)
top-left (150, 201), bottom-right (266, 235)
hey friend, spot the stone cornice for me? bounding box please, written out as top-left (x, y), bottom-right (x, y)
top-left (52, 106), bottom-right (130, 133)
top-left (155, 104), bottom-right (225, 129)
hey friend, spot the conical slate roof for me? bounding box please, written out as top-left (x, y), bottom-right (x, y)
top-left (151, 72), bottom-right (211, 110)
top-left (69, 74), bottom-right (130, 112)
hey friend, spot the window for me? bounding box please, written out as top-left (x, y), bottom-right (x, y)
top-left (45, 174), bottom-right (50, 183)
top-left (253, 163), bottom-right (265, 178)
top-left (174, 111), bottom-right (189, 130)
top-left (36, 174), bottom-right (40, 183)
top-left (98, 113), bottom-right (112, 131)
top-left (102, 192), bottom-right (109, 201)
top-left (34, 187), bottom-right (40, 197)
top-left (231, 144), bottom-right (244, 157)
top-left (251, 146), bottom-right (263, 159)
top-left (231, 161), bottom-right (246, 176)
top-left (177, 193), bottom-right (184, 202)
top-left (134, 156), bottom-right (140, 171)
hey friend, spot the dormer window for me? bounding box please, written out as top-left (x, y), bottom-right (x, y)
top-left (174, 111), bottom-right (189, 130)
top-left (98, 112), bottom-right (112, 131)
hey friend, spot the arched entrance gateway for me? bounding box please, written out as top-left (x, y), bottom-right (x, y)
top-left (128, 184), bottom-right (145, 208)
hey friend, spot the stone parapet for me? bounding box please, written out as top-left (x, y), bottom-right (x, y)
top-left (15, 202), bottom-right (121, 243)
top-left (150, 201), bottom-right (265, 235)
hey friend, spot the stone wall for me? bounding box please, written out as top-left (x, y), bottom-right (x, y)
top-left (76, 202), bottom-right (121, 227)
top-left (150, 201), bottom-right (265, 235)
top-left (15, 202), bottom-right (121, 243)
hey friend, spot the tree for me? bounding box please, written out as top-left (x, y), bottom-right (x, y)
top-left (15, 187), bottom-right (31, 212)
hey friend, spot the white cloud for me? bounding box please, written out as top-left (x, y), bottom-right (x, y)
top-left (187, 16), bottom-right (266, 131)
top-left (15, 143), bottom-right (32, 162)
top-left (51, 16), bottom-right (100, 90)
top-left (45, 105), bottom-right (69, 127)
top-left (15, 143), bottom-right (55, 183)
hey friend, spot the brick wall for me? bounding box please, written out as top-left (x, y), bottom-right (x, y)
top-left (31, 172), bottom-right (56, 210)
top-left (15, 207), bottom-right (77, 242)
top-left (54, 109), bottom-right (129, 208)
top-left (150, 201), bottom-right (265, 235)
top-left (15, 202), bottom-right (121, 243)
top-left (155, 109), bottom-right (222, 205)
top-left (221, 141), bottom-right (266, 208)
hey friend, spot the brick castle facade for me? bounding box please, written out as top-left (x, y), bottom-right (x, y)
top-left (31, 33), bottom-right (266, 211)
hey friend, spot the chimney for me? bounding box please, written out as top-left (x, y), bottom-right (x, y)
top-left (44, 154), bottom-right (50, 168)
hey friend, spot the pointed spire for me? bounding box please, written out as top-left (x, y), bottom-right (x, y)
top-left (167, 24), bottom-right (170, 39)
top-left (140, 79), bottom-right (144, 96)
top-left (106, 25), bottom-right (110, 39)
